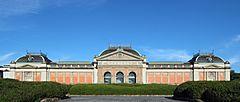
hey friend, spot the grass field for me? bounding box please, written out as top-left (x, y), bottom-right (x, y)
top-left (69, 84), bottom-right (177, 95)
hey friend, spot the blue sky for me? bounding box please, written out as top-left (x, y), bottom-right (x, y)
top-left (0, 0), bottom-right (240, 72)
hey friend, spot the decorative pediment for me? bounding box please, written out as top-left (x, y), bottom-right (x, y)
top-left (96, 49), bottom-right (144, 61)
top-left (20, 64), bottom-right (36, 68)
top-left (205, 64), bottom-right (222, 68)
top-left (102, 52), bottom-right (140, 60)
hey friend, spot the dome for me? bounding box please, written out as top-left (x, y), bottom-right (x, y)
top-left (16, 53), bottom-right (52, 64)
top-left (100, 46), bottom-right (141, 56)
top-left (189, 53), bottom-right (224, 63)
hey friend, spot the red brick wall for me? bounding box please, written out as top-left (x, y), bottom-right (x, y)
top-left (154, 73), bottom-right (161, 84)
top-left (161, 73), bottom-right (168, 84)
top-left (34, 72), bottom-right (41, 81)
top-left (176, 73), bottom-right (183, 84)
top-left (57, 72), bottom-right (64, 83)
top-left (199, 72), bottom-right (205, 80)
top-left (50, 72), bottom-right (93, 84)
top-left (15, 72), bottom-right (22, 81)
top-left (98, 67), bottom-right (143, 84)
top-left (65, 72), bottom-right (71, 84)
top-left (147, 72), bottom-right (154, 83)
top-left (147, 72), bottom-right (192, 85)
top-left (184, 72), bottom-right (191, 82)
top-left (218, 72), bottom-right (225, 81)
top-left (50, 72), bottom-right (56, 81)
top-left (169, 73), bottom-right (175, 84)
top-left (73, 72), bottom-right (78, 84)
top-left (79, 73), bottom-right (85, 83)
top-left (86, 73), bottom-right (93, 84)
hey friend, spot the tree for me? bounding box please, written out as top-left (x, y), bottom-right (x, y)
top-left (230, 70), bottom-right (240, 80)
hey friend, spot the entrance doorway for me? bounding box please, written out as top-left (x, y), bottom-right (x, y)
top-left (116, 72), bottom-right (124, 83)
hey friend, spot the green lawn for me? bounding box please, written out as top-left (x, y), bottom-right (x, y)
top-left (69, 84), bottom-right (177, 95)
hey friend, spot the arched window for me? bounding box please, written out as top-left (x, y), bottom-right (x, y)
top-left (129, 72), bottom-right (136, 84)
top-left (104, 72), bottom-right (111, 84)
top-left (116, 72), bottom-right (124, 83)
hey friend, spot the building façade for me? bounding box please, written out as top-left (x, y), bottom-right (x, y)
top-left (2, 46), bottom-right (231, 85)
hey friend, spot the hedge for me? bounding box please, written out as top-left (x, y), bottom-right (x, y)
top-left (202, 80), bottom-right (240, 102)
top-left (173, 80), bottom-right (240, 102)
top-left (69, 84), bottom-right (177, 95)
top-left (0, 79), bottom-right (70, 102)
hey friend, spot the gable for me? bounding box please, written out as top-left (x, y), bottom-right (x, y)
top-left (96, 51), bottom-right (144, 61)
top-left (205, 64), bottom-right (222, 68)
top-left (101, 52), bottom-right (141, 60)
top-left (20, 64), bottom-right (35, 68)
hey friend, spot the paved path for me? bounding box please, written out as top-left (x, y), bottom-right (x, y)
top-left (60, 96), bottom-right (186, 102)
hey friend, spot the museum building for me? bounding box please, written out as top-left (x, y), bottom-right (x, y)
top-left (2, 46), bottom-right (231, 84)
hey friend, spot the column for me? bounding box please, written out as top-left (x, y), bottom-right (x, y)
top-left (142, 68), bottom-right (146, 84)
top-left (193, 69), bottom-right (198, 81)
top-left (93, 63), bottom-right (98, 83)
top-left (225, 69), bottom-right (230, 81)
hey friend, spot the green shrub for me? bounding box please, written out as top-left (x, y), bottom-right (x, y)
top-left (202, 80), bottom-right (240, 102)
top-left (69, 84), bottom-right (177, 95)
top-left (0, 79), bottom-right (70, 102)
top-left (174, 81), bottom-right (221, 99)
top-left (174, 80), bottom-right (240, 102)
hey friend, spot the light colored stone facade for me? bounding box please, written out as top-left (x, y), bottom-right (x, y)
top-left (1, 46), bottom-right (231, 85)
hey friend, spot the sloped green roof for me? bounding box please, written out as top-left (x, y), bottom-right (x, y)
top-left (149, 61), bottom-right (184, 64)
top-left (57, 61), bottom-right (91, 64)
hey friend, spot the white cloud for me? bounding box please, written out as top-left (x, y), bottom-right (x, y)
top-left (228, 56), bottom-right (240, 72)
top-left (0, 0), bottom-right (40, 17)
top-left (229, 56), bottom-right (240, 65)
top-left (0, 52), bottom-right (15, 65)
top-left (0, 0), bottom-right (107, 17)
top-left (225, 34), bottom-right (240, 48)
top-left (143, 48), bottom-right (192, 61)
top-left (0, 52), bottom-right (15, 61)
top-left (233, 35), bottom-right (240, 42)
top-left (0, 0), bottom-right (107, 31)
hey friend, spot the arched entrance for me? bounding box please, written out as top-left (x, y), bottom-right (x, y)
top-left (116, 72), bottom-right (124, 83)
top-left (128, 72), bottom-right (136, 84)
top-left (104, 72), bottom-right (111, 84)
